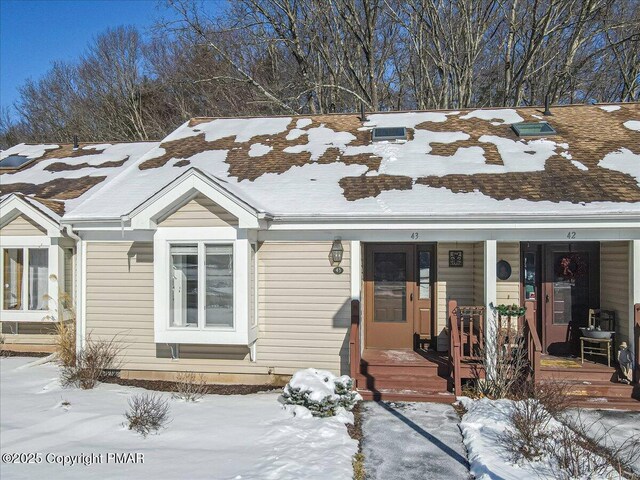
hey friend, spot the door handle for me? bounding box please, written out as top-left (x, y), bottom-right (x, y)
top-left (410, 292), bottom-right (414, 301)
top-left (545, 294), bottom-right (550, 303)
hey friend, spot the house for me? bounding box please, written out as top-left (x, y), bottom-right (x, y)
top-left (1, 103), bottom-right (639, 407)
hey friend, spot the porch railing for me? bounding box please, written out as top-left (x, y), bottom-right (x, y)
top-left (448, 299), bottom-right (542, 394)
top-left (635, 303), bottom-right (640, 384)
top-left (448, 300), bottom-right (485, 395)
top-left (349, 299), bottom-right (361, 384)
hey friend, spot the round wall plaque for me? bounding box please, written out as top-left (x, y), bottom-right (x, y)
top-left (333, 266), bottom-right (344, 275)
top-left (497, 260), bottom-right (512, 280)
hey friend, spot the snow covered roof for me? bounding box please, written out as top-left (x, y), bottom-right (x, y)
top-left (0, 141), bottom-right (159, 217)
top-left (3, 103), bottom-right (640, 223)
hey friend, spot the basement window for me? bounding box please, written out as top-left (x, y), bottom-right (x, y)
top-left (511, 122), bottom-right (557, 137)
top-left (372, 127), bottom-right (407, 142)
top-left (0, 155), bottom-right (33, 170)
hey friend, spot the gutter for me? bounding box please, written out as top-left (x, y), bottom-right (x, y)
top-left (63, 224), bottom-right (85, 353)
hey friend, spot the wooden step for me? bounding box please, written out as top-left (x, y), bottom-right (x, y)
top-left (360, 363), bottom-right (446, 378)
top-left (357, 387), bottom-right (456, 403)
top-left (358, 373), bottom-right (449, 391)
top-left (562, 381), bottom-right (637, 398)
top-left (567, 396), bottom-right (640, 411)
top-left (538, 367), bottom-right (616, 382)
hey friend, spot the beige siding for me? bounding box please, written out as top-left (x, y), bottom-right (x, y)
top-left (601, 241), bottom-right (630, 346)
top-left (497, 242), bottom-right (521, 306)
top-left (157, 195), bottom-right (238, 227)
top-left (436, 243), bottom-right (478, 350)
top-left (472, 242), bottom-right (484, 306)
top-left (0, 214), bottom-right (46, 236)
top-left (84, 240), bottom-right (351, 379)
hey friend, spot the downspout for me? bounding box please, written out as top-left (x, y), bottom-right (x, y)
top-left (63, 224), bottom-right (84, 353)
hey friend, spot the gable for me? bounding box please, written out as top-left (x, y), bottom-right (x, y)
top-left (0, 214), bottom-right (47, 236)
top-left (157, 195), bottom-right (238, 228)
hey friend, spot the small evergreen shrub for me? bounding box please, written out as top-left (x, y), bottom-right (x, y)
top-left (282, 369), bottom-right (361, 417)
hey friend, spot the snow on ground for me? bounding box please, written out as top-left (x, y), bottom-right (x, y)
top-left (361, 402), bottom-right (470, 480)
top-left (568, 409), bottom-right (640, 474)
top-left (0, 357), bottom-right (357, 480)
top-left (459, 397), bottom-right (636, 480)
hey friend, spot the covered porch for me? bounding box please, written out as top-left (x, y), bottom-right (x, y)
top-left (349, 238), bottom-right (640, 409)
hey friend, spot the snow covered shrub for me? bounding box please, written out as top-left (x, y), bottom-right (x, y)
top-left (282, 369), bottom-right (361, 417)
top-left (125, 393), bottom-right (170, 437)
top-left (173, 371), bottom-right (208, 402)
top-left (60, 334), bottom-right (121, 389)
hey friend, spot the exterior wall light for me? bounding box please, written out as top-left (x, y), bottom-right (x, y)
top-left (329, 239), bottom-right (344, 274)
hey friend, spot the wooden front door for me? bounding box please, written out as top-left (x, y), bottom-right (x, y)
top-left (364, 244), bottom-right (435, 349)
top-left (542, 243), bottom-right (599, 355)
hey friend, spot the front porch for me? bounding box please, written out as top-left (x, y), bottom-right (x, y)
top-left (349, 239), bottom-right (640, 409)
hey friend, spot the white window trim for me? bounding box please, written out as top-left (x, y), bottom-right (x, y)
top-left (0, 236), bottom-right (59, 322)
top-left (154, 227), bottom-right (251, 344)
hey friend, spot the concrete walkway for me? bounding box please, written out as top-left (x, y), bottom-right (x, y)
top-left (362, 401), bottom-right (470, 480)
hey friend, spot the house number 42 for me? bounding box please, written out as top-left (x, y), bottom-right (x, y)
top-left (566, 231), bottom-right (576, 239)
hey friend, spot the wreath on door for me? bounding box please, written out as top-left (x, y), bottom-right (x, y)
top-left (556, 253), bottom-right (588, 280)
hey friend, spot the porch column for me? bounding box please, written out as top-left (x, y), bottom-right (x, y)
top-left (484, 240), bottom-right (498, 377)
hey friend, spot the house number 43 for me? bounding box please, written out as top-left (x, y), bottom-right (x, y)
top-left (566, 231), bottom-right (576, 239)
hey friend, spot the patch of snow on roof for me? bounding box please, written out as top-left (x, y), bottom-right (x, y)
top-left (1, 143), bottom-right (59, 160)
top-left (532, 114), bottom-right (543, 120)
top-left (284, 126), bottom-right (356, 161)
top-left (479, 135), bottom-right (557, 171)
top-left (82, 144), bottom-right (112, 150)
top-left (460, 109), bottom-right (524, 124)
top-left (248, 143), bottom-right (272, 157)
top-left (162, 117), bottom-right (293, 143)
top-left (623, 120), bottom-right (640, 132)
top-left (560, 151), bottom-right (573, 160)
top-left (599, 105), bottom-right (621, 112)
top-left (571, 160), bottom-right (588, 171)
top-left (296, 118), bottom-right (312, 129)
top-left (598, 148), bottom-right (640, 184)
top-left (364, 111), bottom-right (453, 129)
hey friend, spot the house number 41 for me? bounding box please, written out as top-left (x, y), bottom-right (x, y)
top-left (566, 231), bottom-right (576, 239)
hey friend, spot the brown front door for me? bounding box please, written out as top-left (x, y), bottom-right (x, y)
top-left (364, 244), bottom-right (435, 349)
top-left (543, 243), bottom-right (599, 355)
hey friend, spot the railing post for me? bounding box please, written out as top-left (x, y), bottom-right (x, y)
top-left (448, 299), bottom-right (462, 395)
top-left (349, 299), bottom-right (361, 384)
top-left (634, 304), bottom-right (639, 384)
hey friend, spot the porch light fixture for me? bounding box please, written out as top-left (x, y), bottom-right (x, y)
top-left (329, 239), bottom-right (344, 274)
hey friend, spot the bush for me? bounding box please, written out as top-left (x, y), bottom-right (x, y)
top-left (282, 369), bottom-right (361, 417)
top-left (173, 371), bottom-right (208, 402)
top-left (125, 393), bottom-right (170, 437)
top-left (60, 335), bottom-right (121, 389)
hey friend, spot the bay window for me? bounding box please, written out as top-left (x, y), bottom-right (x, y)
top-left (169, 243), bottom-right (234, 330)
top-left (2, 248), bottom-right (49, 311)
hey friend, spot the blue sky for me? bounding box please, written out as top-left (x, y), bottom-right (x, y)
top-left (0, 0), bottom-right (168, 117)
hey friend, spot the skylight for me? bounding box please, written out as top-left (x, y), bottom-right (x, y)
top-left (511, 122), bottom-right (557, 137)
top-left (372, 127), bottom-right (407, 142)
top-left (0, 155), bottom-right (32, 169)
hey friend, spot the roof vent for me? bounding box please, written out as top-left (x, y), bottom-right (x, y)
top-left (73, 134), bottom-right (79, 150)
top-left (372, 127), bottom-right (407, 142)
top-left (511, 122), bottom-right (557, 137)
top-left (0, 155), bottom-right (32, 170)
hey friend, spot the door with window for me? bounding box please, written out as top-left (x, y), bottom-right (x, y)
top-left (543, 243), bottom-right (599, 355)
top-left (364, 244), bottom-right (435, 349)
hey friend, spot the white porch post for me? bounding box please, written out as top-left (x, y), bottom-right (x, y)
top-left (350, 241), bottom-right (363, 353)
top-left (630, 240), bottom-right (640, 356)
top-left (484, 240), bottom-right (498, 378)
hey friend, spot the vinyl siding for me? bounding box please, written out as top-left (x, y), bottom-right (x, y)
top-left (600, 241), bottom-right (630, 346)
top-left (436, 243), bottom-right (477, 350)
top-left (157, 195), bottom-right (238, 227)
top-left (0, 214), bottom-right (46, 236)
top-left (84, 240), bottom-right (351, 378)
top-left (497, 242), bottom-right (521, 306)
